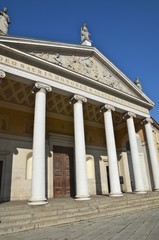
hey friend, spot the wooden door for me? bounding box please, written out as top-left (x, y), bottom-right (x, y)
top-left (53, 147), bottom-right (75, 198)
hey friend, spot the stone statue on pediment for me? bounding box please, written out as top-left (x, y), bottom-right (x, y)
top-left (81, 23), bottom-right (91, 41)
top-left (134, 77), bottom-right (142, 91)
top-left (0, 7), bottom-right (10, 35)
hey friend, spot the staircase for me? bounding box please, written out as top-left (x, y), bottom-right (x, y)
top-left (1, 192), bottom-right (159, 236)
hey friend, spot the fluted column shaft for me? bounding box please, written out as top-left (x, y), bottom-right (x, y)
top-left (124, 112), bottom-right (146, 193)
top-left (29, 82), bottom-right (52, 205)
top-left (70, 94), bottom-right (90, 200)
top-left (142, 118), bottom-right (159, 191)
top-left (101, 105), bottom-right (122, 197)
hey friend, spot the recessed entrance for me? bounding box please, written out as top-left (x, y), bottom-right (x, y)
top-left (53, 146), bottom-right (75, 198)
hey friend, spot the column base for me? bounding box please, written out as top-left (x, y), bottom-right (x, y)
top-left (153, 188), bottom-right (159, 192)
top-left (28, 199), bottom-right (48, 206)
top-left (109, 192), bottom-right (123, 197)
top-left (133, 190), bottom-right (147, 194)
top-left (75, 195), bottom-right (91, 201)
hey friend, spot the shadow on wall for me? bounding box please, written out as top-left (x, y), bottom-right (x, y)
top-left (0, 136), bottom-right (33, 203)
top-left (0, 149), bottom-right (16, 203)
top-left (86, 149), bottom-right (109, 195)
top-left (94, 155), bottom-right (102, 194)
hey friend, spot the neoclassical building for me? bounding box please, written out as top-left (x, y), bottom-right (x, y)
top-left (0, 33), bottom-right (159, 205)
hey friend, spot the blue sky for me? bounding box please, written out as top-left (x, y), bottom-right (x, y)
top-left (0, 0), bottom-right (159, 121)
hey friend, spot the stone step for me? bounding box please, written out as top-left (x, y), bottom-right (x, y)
top-left (1, 196), bottom-right (159, 226)
top-left (1, 194), bottom-right (158, 220)
top-left (0, 218), bottom-right (31, 229)
top-left (0, 213), bottom-right (32, 223)
top-left (1, 192), bottom-right (158, 213)
top-left (1, 199), bottom-right (159, 236)
top-left (1, 192), bottom-right (159, 236)
top-left (97, 195), bottom-right (159, 209)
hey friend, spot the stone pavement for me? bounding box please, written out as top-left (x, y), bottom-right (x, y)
top-left (1, 208), bottom-right (159, 240)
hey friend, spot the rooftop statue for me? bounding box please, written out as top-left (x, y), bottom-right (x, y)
top-left (134, 77), bottom-right (142, 91)
top-left (81, 23), bottom-right (91, 42)
top-left (0, 7), bottom-right (10, 35)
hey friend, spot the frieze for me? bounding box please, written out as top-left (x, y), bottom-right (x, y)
top-left (0, 55), bottom-right (149, 115)
top-left (30, 52), bottom-right (137, 97)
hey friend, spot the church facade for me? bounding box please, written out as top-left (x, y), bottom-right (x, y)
top-left (0, 34), bottom-right (159, 205)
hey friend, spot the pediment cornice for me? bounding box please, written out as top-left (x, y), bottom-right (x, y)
top-left (0, 36), bottom-right (154, 109)
top-left (30, 52), bottom-right (137, 98)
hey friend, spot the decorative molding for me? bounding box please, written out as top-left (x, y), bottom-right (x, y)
top-left (0, 55), bottom-right (150, 115)
top-left (69, 94), bottom-right (87, 104)
top-left (0, 150), bottom-right (10, 156)
top-left (32, 82), bottom-right (52, 94)
top-left (100, 104), bottom-right (115, 113)
top-left (123, 112), bottom-right (136, 120)
top-left (30, 52), bottom-right (137, 97)
top-left (0, 79), bottom-right (104, 124)
top-left (0, 69), bottom-right (6, 84)
top-left (49, 133), bottom-right (74, 148)
top-left (100, 155), bottom-right (108, 162)
top-left (0, 69), bottom-right (6, 79)
top-left (86, 155), bottom-right (94, 161)
top-left (0, 132), bottom-right (33, 143)
top-left (0, 37), bottom-right (154, 106)
top-left (141, 117), bottom-right (153, 125)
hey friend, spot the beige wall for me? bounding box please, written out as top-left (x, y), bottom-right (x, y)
top-left (0, 107), bottom-right (106, 147)
top-left (1, 105), bottom-right (158, 201)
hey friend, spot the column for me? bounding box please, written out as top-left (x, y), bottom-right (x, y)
top-left (123, 112), bottom-right (146, 193)
top-left (29, 82), bottom-right (52, 205)
top-left (142, 118), bottom-right (159, 191)
top-left (70, 94), bottom-right (90, 200)
top-left (100, 105), bottom-right (123, 197)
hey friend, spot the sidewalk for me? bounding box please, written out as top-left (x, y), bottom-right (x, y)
top-left (1, 208), bottom-right (159, 240)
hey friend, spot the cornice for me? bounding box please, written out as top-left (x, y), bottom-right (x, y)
top-left (0, 35), bottom-right (94, 53)
top-left (0, 38), bottom-right (154, 109)
top-left (0, 36), bottom-right (154, 104)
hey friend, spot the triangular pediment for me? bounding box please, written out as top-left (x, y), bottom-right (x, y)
top-left (29, 52), bottom-right (138, 98)
top-left (0, 35), bottom-right (154, 108)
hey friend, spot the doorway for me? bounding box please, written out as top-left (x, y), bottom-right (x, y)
top-left (53, 146), bottom-right (75, 198)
